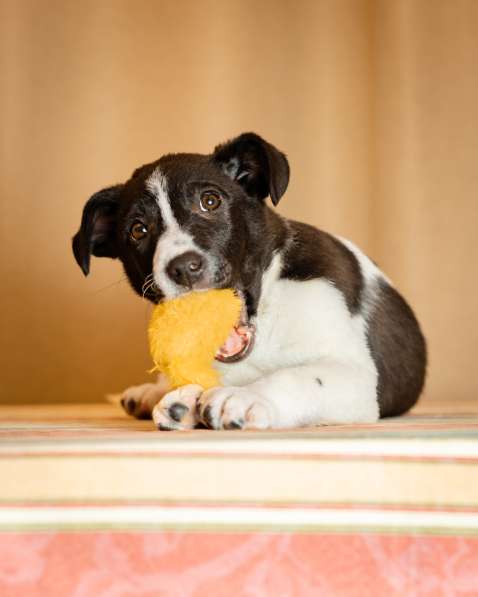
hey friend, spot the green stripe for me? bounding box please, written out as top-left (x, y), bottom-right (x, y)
top-left (1, 429), bottom-right (478, 443)
top-left (0, 497), bottom-right (478, 509)
top-left (0, 522), bottom-right (476, 537)
top-left (1, 453), bottom-right (478, 464)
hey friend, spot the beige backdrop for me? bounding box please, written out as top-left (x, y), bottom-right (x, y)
top-left (1, 0), bottom-right (477, 404)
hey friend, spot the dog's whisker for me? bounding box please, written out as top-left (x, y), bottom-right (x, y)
top-left (142, 280), bottom-right (154, 294)
top-left (93, 276), bottom-right (128, 295)
top-left (142, 278), bottom-right (158, 299)
top-left (141, 274), bottom-right (155, 294)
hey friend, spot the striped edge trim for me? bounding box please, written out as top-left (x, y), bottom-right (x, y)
top-left (1, 438), bottom-right (478, 459)
top-left (2, 501), bottom-right (478, 513)
top-left (1, 506), bottom-right (477, 536)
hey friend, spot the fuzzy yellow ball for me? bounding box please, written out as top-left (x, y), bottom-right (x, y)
top-left (148, 289), bottom-right (242, 390)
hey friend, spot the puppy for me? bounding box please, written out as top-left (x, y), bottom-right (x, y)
top-left (73, 133), bottom-right (426, 430)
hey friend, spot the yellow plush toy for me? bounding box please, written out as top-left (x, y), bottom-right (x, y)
top-left (148, 289), bottom-right (242, 390)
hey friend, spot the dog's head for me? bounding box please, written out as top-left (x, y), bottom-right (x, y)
top-left (72, 133), bottom-right (289, 316)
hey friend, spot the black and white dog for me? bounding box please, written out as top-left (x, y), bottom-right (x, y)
top-left (73, 133), bottom-right (426, 430)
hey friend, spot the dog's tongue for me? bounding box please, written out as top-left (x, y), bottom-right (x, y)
top-left (221, 327), bottom-right (246, 356)
top-left (215, 325), bottom-right (252, 361)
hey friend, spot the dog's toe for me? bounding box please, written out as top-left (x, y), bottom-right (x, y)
top-left (198, 387), bottom-right (232, 429)
top-left (244, 401), bottom-right (273, 429)
top-left (199, 387), bottom-right (273, 430)
top-left (153, 384), bottom-right (203, 431)
top-left (201, 404), bottom-right (214, 428)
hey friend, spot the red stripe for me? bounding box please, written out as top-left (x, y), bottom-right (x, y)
top-left (0, 450), bottom-right (477, 463)
top-left (1, 421), bottom-right (478, 436)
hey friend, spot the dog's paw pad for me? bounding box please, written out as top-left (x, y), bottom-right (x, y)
top-left (168, 402), bottom-right (189, 422)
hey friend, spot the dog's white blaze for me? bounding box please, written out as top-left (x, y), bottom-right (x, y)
top-left (146, 168), bottom-right (201, 298)
top-left (146, 169), bottom-right (178, 229)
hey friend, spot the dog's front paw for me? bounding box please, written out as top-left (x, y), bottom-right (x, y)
top-left (121, 374), bottom-right (170, 419)
top-left (120, 384), bottom-right (163, 419)
top-left (198, 386), bottom-right (274, 430)
top-left (152, 384), bottom-right (203, 431)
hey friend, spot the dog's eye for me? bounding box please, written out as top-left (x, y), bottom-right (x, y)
top-left (130, 221), bottom-right (148, 241)
top-left (200, 192), bottom-right (222, 212)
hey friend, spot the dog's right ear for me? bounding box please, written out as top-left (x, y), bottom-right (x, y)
top-left (72, 185), bottom-right (123, 276)
top-left (212, 132), bottom-right (290, 205)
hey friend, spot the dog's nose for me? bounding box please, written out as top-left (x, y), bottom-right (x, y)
top-left (166, 251), bottom-right (204, 288)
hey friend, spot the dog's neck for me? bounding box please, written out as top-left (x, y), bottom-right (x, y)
top-left (241, 206), bottom-right (289, 319)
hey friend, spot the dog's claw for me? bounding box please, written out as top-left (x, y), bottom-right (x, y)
top-left (201, 404), bottom-right (214, 428)
top-left (224, 419), bottom-right (244, 430)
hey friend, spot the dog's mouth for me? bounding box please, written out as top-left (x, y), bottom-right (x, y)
top-left (215, 292), bottom-right (255, 363)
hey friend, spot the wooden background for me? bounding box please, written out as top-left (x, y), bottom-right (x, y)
top-left (1, 0), bottom-right (477, 403)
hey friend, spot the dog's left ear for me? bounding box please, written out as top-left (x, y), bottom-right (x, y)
top-left (212, 132), bottom-right (290, 205)
top-left (72, 184), bottom-right (123, 276)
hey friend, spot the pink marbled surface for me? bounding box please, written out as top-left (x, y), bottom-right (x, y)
top-left (1, 532), bottom-right (477, 596)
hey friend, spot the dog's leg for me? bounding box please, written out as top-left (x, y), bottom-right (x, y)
top-left (121, 374), bottom-right (170, 419)
top-left (197, 359), bottom-right (379, 430)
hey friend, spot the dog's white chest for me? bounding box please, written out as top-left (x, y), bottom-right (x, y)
top-left (216, 276), bottom-right (373, 387)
